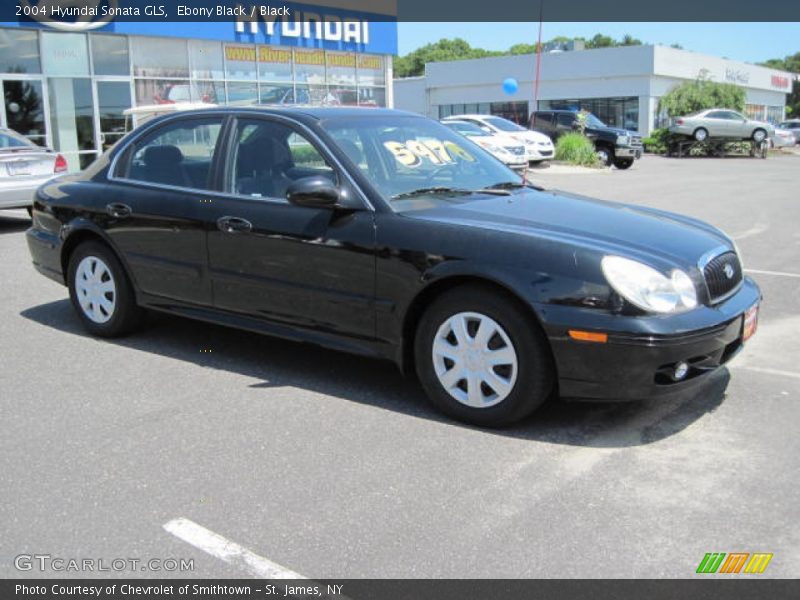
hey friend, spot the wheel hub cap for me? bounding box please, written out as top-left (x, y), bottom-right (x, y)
top-left (432, 311), bottom-right (518, 408)
top-left (75, 256), bottom-right (116, 324)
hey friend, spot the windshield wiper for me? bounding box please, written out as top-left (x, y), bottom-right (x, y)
top-left (481, 181), bottom-right (544, 191)
top-left (391, 186), bottom-right (473, 200)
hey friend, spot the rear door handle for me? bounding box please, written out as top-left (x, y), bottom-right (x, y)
top-left (106, 203), bottom-right (132, 218)
top-left (217, 216), bottom-right (253, 234)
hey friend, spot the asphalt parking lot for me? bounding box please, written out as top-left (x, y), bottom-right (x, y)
top-left (1, 153), bottom-right (798, 579)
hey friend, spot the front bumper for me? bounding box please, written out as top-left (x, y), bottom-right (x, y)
top-left (615, 146), bottom-right (643, 159)
top-left (544, 277), bottom-right (761, 401)
top-left (527, 146), bottom-right (554, 160)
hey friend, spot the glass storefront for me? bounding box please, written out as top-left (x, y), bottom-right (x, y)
top-left (0, 26), bottom-right (390, 171)
top-left (539, 97), bottom-right (640, 131)
top-left (438, 101), bottom-right (529, 124)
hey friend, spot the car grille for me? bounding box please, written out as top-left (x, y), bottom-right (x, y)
top-left (703, 251), bottom-right (742, 303)
top-left (505, 146), bottom-right (526, 156)
top-left (539, 150), bottom-right (553, 157)
top-left (630, 135), bottom-right (643, 148)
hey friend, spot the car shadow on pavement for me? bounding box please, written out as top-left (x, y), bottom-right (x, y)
top-left (0, 214), bottom-right (31, 234)
top-left (22, 299), bottom-right (729, 449)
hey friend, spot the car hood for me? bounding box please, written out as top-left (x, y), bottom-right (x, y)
top-left (509, 130), bottom-right (553, 145)
top-left (400, 189), bottom-right (731, 267)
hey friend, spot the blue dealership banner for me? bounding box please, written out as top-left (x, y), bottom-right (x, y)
top-left (3, 1), bottom-right (399, 55)
top-left (1, 0), bottom-right (799, 24)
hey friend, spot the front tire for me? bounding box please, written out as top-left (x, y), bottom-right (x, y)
top-left (613, 158), bottom-right (634, 170)
top-left (595, 145), bottom-right (613, 166)
top-left (67, 241), bottom-right (143, 337)
top-left (414, 285), bottom-right (555, 427)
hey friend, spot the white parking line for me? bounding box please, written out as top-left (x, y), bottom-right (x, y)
top-left (745, 268), bottom-right (800, 279)
top-left (163, 517), bottom-right (307, 579)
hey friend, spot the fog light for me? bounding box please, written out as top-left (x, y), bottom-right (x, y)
top-left (673, 361), bottom-right (689, 381)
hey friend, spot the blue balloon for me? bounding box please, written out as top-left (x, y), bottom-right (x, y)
top-left (502, 78), bottom-right (518, 95)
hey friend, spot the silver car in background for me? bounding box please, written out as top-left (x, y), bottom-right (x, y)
top-left (669, 109), bottom-right (774, 143)
top-left (777, 119), bottom-right (800, 144)
top-left (0, 128), bottom-right (66, 211)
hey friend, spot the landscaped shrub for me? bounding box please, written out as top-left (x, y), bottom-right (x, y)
top-left (554, 132), bottom-right (599, 167)
top-left (642, 128), bottom-right (673, 154)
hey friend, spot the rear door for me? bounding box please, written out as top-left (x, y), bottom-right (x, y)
top-left (554, 113), bottom-right (576, 139)
top-left (204, 114), bottom-right (376, 339)
top-left (106, 114), bottom-right (226, 305)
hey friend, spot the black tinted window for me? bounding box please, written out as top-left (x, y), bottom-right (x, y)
top-left (556, 113), bottom-right (575, 127)
top-left (120, 117), bottom-right (223, 189)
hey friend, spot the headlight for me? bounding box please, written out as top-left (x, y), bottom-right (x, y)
top-left (601, 256), bottom-right (698, 314)
top-left (616, 134), bottom-right (630, 145)
top-left (482, 143), bottom-right (504, 153)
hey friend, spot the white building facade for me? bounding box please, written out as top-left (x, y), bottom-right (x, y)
top-left (394, 45), bottom-right (795, 137)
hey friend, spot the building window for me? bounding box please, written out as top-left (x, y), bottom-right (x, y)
top-left (189, 40), bottom-right (223, 80)
top-left (294, 49), bottom-right (326, 85)
top-left (326, 51), bottom-right (356, 86)
top-left (489, 101), bottom-right (529, 124)
top-left (258, 46), bottom-right (293, 83)
top-left (539, 97), bottom-right (639, 131)
top-left (91, 34), bottom-right (130, 76)
top-left (4, 80), bottom-right (46, 145)
top-left (224, 44), bottom-right (257, 80)
top-left (132, 37), bottom-right (189, 78)
top-left (0, 28), bottom-right (40, 74)
top-left (41, 32), bottom-right (90, 77)
top-left (357, 55), bottom-right (384, 86)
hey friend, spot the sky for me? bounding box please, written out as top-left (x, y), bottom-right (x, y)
top-left (397, 22), bottom-right (800, 64)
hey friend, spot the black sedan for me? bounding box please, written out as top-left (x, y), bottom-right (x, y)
top-left (26, 108), bottom-right (761, 427)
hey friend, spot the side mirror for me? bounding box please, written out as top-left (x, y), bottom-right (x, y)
top-left (286, 176), bottom-right (340, 209)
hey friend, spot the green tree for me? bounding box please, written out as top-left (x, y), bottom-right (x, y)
top-left (760, 52), bottom-right (800, 117)
top-left (659, 76), bottom-right (746, 117)
top-left (620, 34), bottom-right (643, 46)
top-left (393, 38), bottom-right (503, 77)
top-left (585, 34), bottom-right (616, 49)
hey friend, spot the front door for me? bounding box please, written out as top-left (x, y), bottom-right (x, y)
top-left (206, 115), bottom-right (376, 340)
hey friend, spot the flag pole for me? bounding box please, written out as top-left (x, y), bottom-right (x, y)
top-left (533, 2), bottom-right (544, 113)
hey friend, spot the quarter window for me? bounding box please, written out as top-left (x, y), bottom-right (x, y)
top-left (120, 117), bottom-right (223, 190)
top-left (228, 119), bottom-right (334, 200)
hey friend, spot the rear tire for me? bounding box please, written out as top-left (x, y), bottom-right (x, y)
top-left (414, 285), bottom-right (555, 427)
top-left (67, 241), bottom-right (143, 337)
top-left (693, 127), bottom-right (709, 142)
top-left (752, 128), bottom-right (767, 143)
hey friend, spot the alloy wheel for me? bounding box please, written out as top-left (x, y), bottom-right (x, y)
top-left (431, 311), bottom-right (518, 408)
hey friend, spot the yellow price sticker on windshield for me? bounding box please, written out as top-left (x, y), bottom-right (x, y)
top-left (383, 139), bottom-right (475, 168)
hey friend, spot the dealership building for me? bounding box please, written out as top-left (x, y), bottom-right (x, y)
top-left (394, 44), bottom-right (795, 136)
top-left (0, 6), bottom-right (397, 171)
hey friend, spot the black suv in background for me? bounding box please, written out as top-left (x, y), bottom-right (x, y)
top-left (530, 110), bottom-right (643, 169)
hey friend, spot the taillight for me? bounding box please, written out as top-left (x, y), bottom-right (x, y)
top-left (675, 118), bottom-right (684, 125)
top-left (54, 153), bottom-right (68, 173)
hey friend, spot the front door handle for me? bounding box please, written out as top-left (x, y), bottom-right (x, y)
top-left (106, 203), bottom-right (132, 218)
top-left (217, 216), bottom-right (253, 234)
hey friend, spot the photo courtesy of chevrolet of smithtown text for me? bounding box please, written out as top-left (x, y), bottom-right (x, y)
top-left (0, 1), bottom-right (798, 599)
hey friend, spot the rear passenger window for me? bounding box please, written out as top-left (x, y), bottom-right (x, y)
top-left (120, 117), bottom-right (223, 190)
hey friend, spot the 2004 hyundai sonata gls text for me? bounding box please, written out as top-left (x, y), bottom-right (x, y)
top-left (27, 108), bottom-right (760, 426)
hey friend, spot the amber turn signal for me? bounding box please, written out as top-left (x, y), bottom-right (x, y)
top-left (568, 330), bottom-right (608, 343)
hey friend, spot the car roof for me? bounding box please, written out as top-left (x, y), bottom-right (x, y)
top-left (140, 105), bottom-right (422, 124)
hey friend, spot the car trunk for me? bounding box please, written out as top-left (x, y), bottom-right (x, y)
top-left (0, 148), bottom-right (55, 180)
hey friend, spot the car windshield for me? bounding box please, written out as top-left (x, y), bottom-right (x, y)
top-left (321, 116), bottom-right (523, 203)
top-left (483, 117), bottom-right (525, 132)
top-left (444, 121), bottom-right (490, 137)
top-left (584, 113), bottom-right (608, 128)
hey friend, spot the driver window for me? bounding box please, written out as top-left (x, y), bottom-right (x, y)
top-left (229, 119), bottom-right (334, 200)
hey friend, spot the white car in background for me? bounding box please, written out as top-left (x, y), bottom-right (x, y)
top-left (0, 128), bottom-right (66, 213)
top-left (445, 114), bottom-right (555, 163)
top-left (441, 119), bottom-right (528, 170)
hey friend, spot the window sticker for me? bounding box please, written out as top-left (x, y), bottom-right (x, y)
top-left (383, 139), bottom-right (475, 168)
